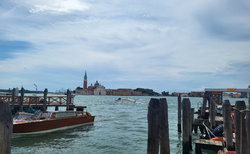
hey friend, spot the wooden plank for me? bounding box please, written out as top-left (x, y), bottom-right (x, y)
top-left (195, 139), bottom-right (223, 154)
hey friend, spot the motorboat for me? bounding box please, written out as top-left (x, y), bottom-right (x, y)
top-left (115, 98), bottom-right (136, 103)
top-left (13, 110), bottom-right (95, 135)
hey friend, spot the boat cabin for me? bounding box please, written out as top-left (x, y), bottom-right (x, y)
top-left (36, 111), bottom-right (89, 120)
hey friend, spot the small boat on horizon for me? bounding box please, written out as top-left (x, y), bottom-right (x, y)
top-left (13, 109), bottom-right (95, 135)
top-left (115, 97), bottom-right (136, 103)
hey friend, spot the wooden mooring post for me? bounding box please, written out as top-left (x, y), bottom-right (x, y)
top-left (178, 95), bottom-right (181, 133)
top-left (43, 88), bottom-right (48, 111)
top-left (209, 97), bottom-right (216, 128)
top-left (189, 108), bottom-right (194, 150)
top-left (200, 94), bottom-right (207, 118)
top-left (234, 101), bottom-right (247, 154)
top-left (246, 109), bottom-right (250, 154)
top-left (222, 100), bottom-right (234, 150)
top-left (182, 98), bottom-right (191, 154)
top-left (66, 89), bottom-right (71, 111)
top-left (11, 88), bottom-right (16, 114)
top-left (0, 101), bottom-right (13, 154)
top-left (147, 98), bottom-right (170, 154)
top-left (20, 87), bottom-right (24, 112)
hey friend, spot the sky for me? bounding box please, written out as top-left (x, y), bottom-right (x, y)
top-left (0, 0), bottom-right (250, 93)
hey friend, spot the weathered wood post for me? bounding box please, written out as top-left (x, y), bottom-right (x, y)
top-left (234, 101), bottom-right (247, 154)
top-left (178, 94), bottom-right (182, 133)
top-left (0, 101), bottom-right (13, 154)
top-left (248, 97), bottom-right (250, 109)
top-left (223, 100), bottom-right (234, 150)
top-left (209, 98), bottom-right (216, 128)
top-left (201, 95), bottom-right (207, 118)
top-left (182, 98), bottom-right (191, 154)
top-left (147, 98), bottom-right (160, 154)
top-left (189, 108), bottom-right (194, 150)
top-left (159, 98), bottom-right (170, 154)
top-left (20, 87), bottom-right (24, 112)
top-left (12, 88), bottom-right (16, 114)
top-left (43, 88), bottom-right (48, 111)
top-left (66, 89), bottom-right (71, 111)
top-left (246, 109), bottom-right (250, 154)
top-left (147, 98), bottom-right (170, 154)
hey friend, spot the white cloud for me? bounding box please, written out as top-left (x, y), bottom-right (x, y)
top-left (0, 0), bottom-right (249, 92)
top-left (14, 0), bottom-right (90, 14)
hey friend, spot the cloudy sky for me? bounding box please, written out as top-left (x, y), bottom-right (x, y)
top-left (0, 0), bottom-right (250, 93)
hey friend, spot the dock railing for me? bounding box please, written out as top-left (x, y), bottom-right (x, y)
top-left (0, 95), bottom-right (74, 105)
top-left (0, 88), bottom-right (74, 114)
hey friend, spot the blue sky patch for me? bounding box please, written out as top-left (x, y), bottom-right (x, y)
top-left (0, 40), bottom-right (32, 60)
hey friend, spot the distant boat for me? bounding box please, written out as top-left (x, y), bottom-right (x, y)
top-left (13, 110), bottom-right (95, 135)
top-left (115, 98), bottom-right (136, 103)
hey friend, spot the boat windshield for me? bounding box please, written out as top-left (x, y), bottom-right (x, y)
top-left (36, 112), bottom-right (52, 119)
top-left (14, 113), bottom-right (34, 121)
top-left (53, 112), bottom-right (76, 118)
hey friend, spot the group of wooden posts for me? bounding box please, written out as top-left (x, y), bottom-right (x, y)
top-left (147, 97), bottom-right (193, 154)
top-left (147, 96), bottom-right (250, 154)
top-left (224, 100), bottom-right (250, 154)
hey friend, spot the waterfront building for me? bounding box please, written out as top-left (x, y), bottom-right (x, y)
top-left (190, 91), bottom-right (205, 97)
top-left (75, 72), bottom-right (106, 95)
top-left (75, 71), bottom-right (143, 96)
top-left (93, 81), bottom-right (106, 95)
top-left (106, 88), bottom-right (143, 96)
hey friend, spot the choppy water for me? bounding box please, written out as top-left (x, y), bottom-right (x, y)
top-left (11, 96), bottom-right (248, 154)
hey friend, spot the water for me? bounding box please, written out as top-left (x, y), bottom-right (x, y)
top-left (11, 96), bottom-right (248, 154)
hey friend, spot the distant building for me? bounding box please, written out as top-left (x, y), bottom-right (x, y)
top-left (75, 71), bottom-right (106, 95)
top-left (75, 71), bottom-right (143, 96)
top-left (241, 92), bottom-right (247, 98)
top-left (171, 92), bottom-right (189, 97)
top-left (106, 88), bottom-right (143, 96)
top-left (84, 71), bottom-right (87, 90)
top-left (190, 91), bottom-right (205, 97)
top-left (93, 81), bottom-right (106, 95)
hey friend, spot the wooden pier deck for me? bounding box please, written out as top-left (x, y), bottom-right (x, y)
top-left (195, 139), bottom-right (223, 154)
top-left (0, 88), bottom-right (85, 113)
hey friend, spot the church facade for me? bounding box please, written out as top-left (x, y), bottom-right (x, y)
top-left (75, 71), bottom-right (106, 95)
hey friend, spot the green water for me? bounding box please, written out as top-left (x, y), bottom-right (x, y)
top-left (11, 96), bottom-right (248, 154)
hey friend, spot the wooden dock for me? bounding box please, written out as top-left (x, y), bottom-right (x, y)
top-left (193, 88), bottom-right (250, 154)
top-left (0, 88), bottom-right (86, 114)
top-left (195, 139), bottom-right (223, 154)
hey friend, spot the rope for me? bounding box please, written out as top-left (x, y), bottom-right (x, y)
top-left (202, 121), bottom-right (216, 139)
top-left (233, 107), bottom-right (246, 113)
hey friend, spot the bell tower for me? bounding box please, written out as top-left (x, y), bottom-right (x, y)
top-left (84, 71), bottom-right (87, 90)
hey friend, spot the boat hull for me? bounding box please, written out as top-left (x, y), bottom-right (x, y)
top-left (13, 116), bottom-right (95, 135)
